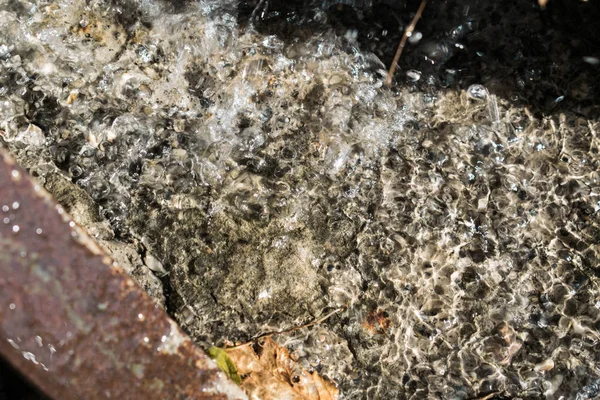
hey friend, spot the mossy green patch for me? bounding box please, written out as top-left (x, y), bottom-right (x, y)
top-left (207, 347), bottom-right (241, 385)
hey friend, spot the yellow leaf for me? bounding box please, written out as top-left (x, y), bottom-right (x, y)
top-left (225, 337), bottom-right (339, 400)
top-left (207, 346), bottom-right (242, 385)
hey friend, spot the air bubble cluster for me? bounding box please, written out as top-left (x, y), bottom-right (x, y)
top-left (1, 0), bottom-right (600, 398)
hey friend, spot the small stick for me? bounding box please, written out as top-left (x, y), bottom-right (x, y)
top-left (227, 307), bottom-right (345, 349)
top-left (385, 0), bottom-right (428, 86)
top-left (250, 0), bottom-right (268, 24)
top-left (476, 393), bottom-right (500, 400)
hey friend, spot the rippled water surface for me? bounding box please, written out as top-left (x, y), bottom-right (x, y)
top-left (1, 0), bottom-right (600, 398)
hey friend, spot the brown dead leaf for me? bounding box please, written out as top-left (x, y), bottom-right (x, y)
top-left (497, 322), bottom-right (522, 365)
top-left (361, 309), bottom-right (391, 335)
top-left (225, 337), bottom-right (339, 400)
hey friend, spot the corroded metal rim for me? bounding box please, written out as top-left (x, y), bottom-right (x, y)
top-left (0, 149), bottom-right (246, 400)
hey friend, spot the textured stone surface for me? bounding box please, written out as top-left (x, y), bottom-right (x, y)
top-left (0, 150), bottom-right (246, 400)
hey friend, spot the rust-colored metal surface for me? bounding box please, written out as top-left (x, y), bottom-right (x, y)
top-left (0, 149), bottom-right (247, 400)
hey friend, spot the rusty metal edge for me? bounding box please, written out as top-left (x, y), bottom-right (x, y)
top-left (0, 148), bottom-right (247, 400)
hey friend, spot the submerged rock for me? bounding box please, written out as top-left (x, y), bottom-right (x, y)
top-left (1, 0), bottom-right (600, 398)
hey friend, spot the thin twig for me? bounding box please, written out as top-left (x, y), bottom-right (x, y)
top-left (475, 393), bottom-right (500, 400)
top-left (250, 0), bottom-right (268, 24)
top-left (385, 0), bottom-right (428, 86)
top-left (227, 307), bottom-right (345, 349)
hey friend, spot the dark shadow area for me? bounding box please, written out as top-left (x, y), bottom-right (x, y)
top-left (238, 0), bottom-right (600, 118)
top-left (0, 357), bottom-right (49, 400)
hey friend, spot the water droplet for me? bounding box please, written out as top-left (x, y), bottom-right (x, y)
top-left (36, 228), bottom-right (42, 234)
top-left (11, 201), bottom-right (19, 210)
top-left (408, 31), bottom-right (422, 44)
top-left (421, 41), bottom-right (452, 64)
top-left (143, 337), bottom-right (150, 343)
top-left (536, 143), bottom-right (546, 152)
top-left (12, 225), bottom-right (19, 233)
top-left (2, 205), bottom-right (8, 212)
top-left (406, 70), bottom-right (421, 82)
top-left (467, 84), bottom-right (488, 101)
top-left (11, 170), bottom-right (20, 180)
top-left (9, 303), bottom-right (15, 310)
top-left (583, 56), bottom-right (599, 65)
top-left (22, 351), bottom-right (38, 365)
top-left (69, 164), bottom-right (84, 178)
top-left (3, 217), bottom-right (9, 224)
top-left (344, 29), bottom-right (358, 41)
top-left (87, 178), bottom-right (111, 200)
top-left (138, 313), bottom-right (144, 321)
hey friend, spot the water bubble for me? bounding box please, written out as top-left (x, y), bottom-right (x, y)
top-left (421, 41), bottom-right (452, 64)
top-left (51, 145), bottom-right (70, 164)
top-left (69, 164), bottom-right (84, 178)
top-left (535, 143), bottom-right (546, 152)
top-left (87, 178), bottom-right (111, 201)
top-left (467, 84), bottom-right (488, 101)
top-left (12, 225), bottom-right (19, 233)
top-left (0, 44), bottom-right (14, 58)
top-left (9, 303), bottom-right (15, 310)
top-left (2, 205), bottom-right (8, 212)
top-left (36, 228), bottom-right (43, 234)
top-left (450, 22), bottom-right (474, 40)
top-left (408, 31), bottom-right (422, 44)
top-left (12, 201), bottom-right (19, 210)
top-left (582, 56), bottom-right (599, 65)
top-left (344, 29), bottom-right (358, 42)
top-left (524, 68), bottom-right (541, 82)
top-left (406, 70), bottom-right (421, 82)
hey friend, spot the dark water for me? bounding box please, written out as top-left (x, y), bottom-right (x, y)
top-left (0, 358), bottom-right (48, 400)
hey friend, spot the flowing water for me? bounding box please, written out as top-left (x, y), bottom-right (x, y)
top-left (1, 0), bottom-right (600, 398)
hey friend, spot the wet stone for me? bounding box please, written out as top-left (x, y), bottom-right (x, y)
top-left (1, 0), bottom-right (600, 398)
